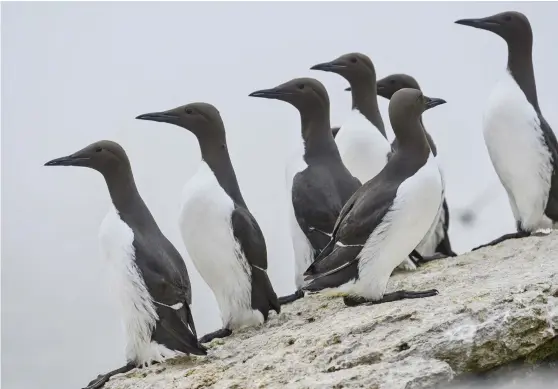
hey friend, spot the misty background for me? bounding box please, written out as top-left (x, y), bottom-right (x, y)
top-left (2, 2), bottom-right (557, 389)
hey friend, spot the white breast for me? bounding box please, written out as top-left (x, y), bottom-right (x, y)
top-left (414, 155), bottom-right (447, 256)
top-left (285, 143), bottom-right (315, 289)
top-left (99, 206), bottom-right (176, 366)
top-left (414, 199), bottom-right (445, 256)
top-left (340, 154), bottom-right (443, 300)
top-left (179, 161), bottom-right (263, 330)
top-left (483, 71), bottom-right (553, 232)
top-left (336, 110), bottom-right (391, 184)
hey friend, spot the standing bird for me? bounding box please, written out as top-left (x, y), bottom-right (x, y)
top-left (311, 53), bottom-right (420, 270)
top-left (136, 103), bottom-right (279, 343)
top-left (456, 11), bottom-right (558, 250)
top-left (311, 53), bottom-right (391, 184)
top-left (44, 140), bottom-right (206, 389)
top-left (375, 73), bottom-right (457, 260)
top-left (303, 89), bottom-right (445, 306)
top-left (249, 78), bottom-right (362, 304)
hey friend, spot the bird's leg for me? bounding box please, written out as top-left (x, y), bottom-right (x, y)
top-left (472, 231), bottom-right (530, 251)
top-left (343, 289), bottom-right (439, 307)
top-left (278, 289), bottom-right (305, 305)
top-left (199, 328), bottom-right (233, 344)
top-left (83, 363), bottom-right (136, 389)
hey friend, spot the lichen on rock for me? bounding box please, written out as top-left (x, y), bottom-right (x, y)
top-left (105, 233), bottom-right (558, 389)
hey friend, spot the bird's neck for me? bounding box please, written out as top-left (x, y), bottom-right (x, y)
top-left (507, 40), bottom-right (539, 113)
top-left (392, 118), bottom-right (430, 162)
top-left (350, 80), bottom-right (386, 138)
top-left (199, 139), bottom-right (247, 207)
top-left (300, 109), bottom-right (341, 163)
top-left (104, 167), bottom-right (153, 227)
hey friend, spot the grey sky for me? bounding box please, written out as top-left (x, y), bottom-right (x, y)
top-left (2, 2), bottom-right (557, 389)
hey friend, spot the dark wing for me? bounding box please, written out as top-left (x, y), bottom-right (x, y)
top-left (442, 198), bottom-right (450, 232)
top-left (303, 246), bottom-right (361, 292)
top-left (304, 175), bottom-right (398, 280)
top-left (231, 205), bottom-right (268, 270)
top-left (434, 199), bottom-right (457, 257)
top-left (231, 206), bottom-right (280, 314)
top-left (134, 255), bottom-right (206, 356)
top-left (540, 116), bottom-right (558, 220)
top-left (305, 189), bottom-right (360, 272)
top-left (292, 166), bottom-right (361, 253)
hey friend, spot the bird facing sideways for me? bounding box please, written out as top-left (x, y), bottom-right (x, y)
top-left (249, 77), bottom-right (362, 305)
top-left (303, 89), bottom-right (446, 307)
top-left (311, 52), bottom-right (391, 184)
top-left (456, 11), bottom-right (558, 250)
top-left (312, 53), bottom-right (427, 270)
top-left (136, 102), bottom-right (280, 344)
top-left (375, 73), bottom-right (457, 260)
top-left (45, 140), bottom-right (206, 389)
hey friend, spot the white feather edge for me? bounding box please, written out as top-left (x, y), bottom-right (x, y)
top-left (179, 161), bottom-right (264, 330)
top-left (99, 206), bottom-right (179, 366)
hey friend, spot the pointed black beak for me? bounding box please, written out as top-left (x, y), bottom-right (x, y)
top-left (455, 17), bottom-right (500, 30)
top-left (248, 88), bottom-right (292, 99)
top-left (424, 96), bottom-right (447, 110)
top-left (344, 87), bottom-right (351, 92)
top-left (310, 61), bottom-right (346, 72)
top-left (44, 155), bottom-right (89, 167)
top-left (135, 112), bottom-right (179, 123)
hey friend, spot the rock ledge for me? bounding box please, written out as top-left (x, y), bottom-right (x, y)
top-left (106, 233), bottom-right (558, 389)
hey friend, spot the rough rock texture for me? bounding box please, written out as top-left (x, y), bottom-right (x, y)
top-left (106, 233), bottom-right (558, 389)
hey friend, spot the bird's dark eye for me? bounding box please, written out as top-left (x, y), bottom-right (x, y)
top-left (504, 15), bottom-right (512, 22)
top-left (186, 109), bottom-right (193, 114)
top-left (297, 84), bottom-right (305, 90)
top-left (350, 58), bottom-right (357, 64)
top-left (95, 147), bottom-right (102, 153)
top-left (390, 79), bottom-right (396, 85)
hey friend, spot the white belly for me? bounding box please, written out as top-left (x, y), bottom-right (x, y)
top-left (99, 206), bottom-right (176, 365)
top-left (285, 145), bottom-right (315, 289)
top-left (336, 110), bottom-right (391, 184)
top-left (483, 71), bottom-right (553, 232)
top-left (341, 154), bottom-right (443, 299)
top-left (415, 156), bottom-right (447, 256)
top-left (179, 161), bottom-right (263, 330)
top-left (414, 199), bottom-right (445, 256)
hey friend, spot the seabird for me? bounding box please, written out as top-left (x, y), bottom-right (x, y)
top-left (311, 53), bottom-right (391, 184)
top-left (311, 53), bottom-right (422, 270)
top-left (44, 140), bottom-right (206, 389)
top-left (303, 89), bottom-right (446, 306)
top-left (375, 73), bottom-right (457, 260)
top-left (456, 11), bottom-right (558, 250)
top-left (249, 77), bottom-right (362, 304)
top-left (136, 103), bottom-right (280, 343)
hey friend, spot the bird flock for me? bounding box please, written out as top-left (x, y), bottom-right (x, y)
top-left (44, 10), bottom-right (557, 389)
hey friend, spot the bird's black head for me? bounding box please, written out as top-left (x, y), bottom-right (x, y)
top-left (310, 52), bottom-right (376, 86)
top-left (44, 140), bottom-right (130, 177)
top-left (376, 74), bottom-right (421, 100)
top-left (136, 102), bottom-right (226, 140)
top-left (389, 89), bottom-right (446, 142)
top-left (455, 11), bottom-right (532, 44)
top-left (390, 88), bottom-right (446, 124)
top-left (249, 77), bottom-right (330, 113)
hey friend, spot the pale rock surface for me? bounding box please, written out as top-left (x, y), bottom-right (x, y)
top-left (105, 233), bottom-right (558, 389)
